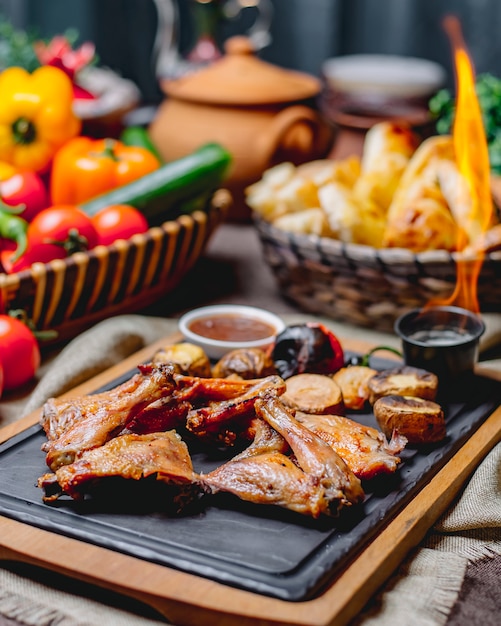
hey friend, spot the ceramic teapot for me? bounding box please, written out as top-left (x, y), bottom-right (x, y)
top-left (149, 36), bottom-right (334, 220)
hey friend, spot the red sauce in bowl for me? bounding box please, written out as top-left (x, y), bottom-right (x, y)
top-left (188, 314), bottom-right (276, 342)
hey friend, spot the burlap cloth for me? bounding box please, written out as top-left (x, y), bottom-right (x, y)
top-left (0, 313), bottom-right (500, 626)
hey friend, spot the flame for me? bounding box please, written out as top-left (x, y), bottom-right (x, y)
top-left (435, 16), bottom-right (493, 313)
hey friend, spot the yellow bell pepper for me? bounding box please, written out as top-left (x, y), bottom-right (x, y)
top-left (0, 66), bottom-right (81, 172)
top-left (0, 161), bottom-right (17, 181)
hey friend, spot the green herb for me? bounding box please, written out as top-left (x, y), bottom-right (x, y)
top-left (429, 72), bottom-right (501, 174)
top-left (0, 16), bottom-right (92, 73)
top-left (0, 15), bottom-right (41, 72)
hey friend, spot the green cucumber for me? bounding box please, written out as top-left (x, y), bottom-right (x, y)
top-left (120, 125), bottom-right (164, 162)
top-left (79, 143), bottom-right (232, 224)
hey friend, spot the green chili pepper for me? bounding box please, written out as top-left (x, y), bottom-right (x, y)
top-left (360, 346), bottom-right (403, 367)
top-left (346, 345), bottom-right (403, 368)
top-left (0, 201), bottom-right (28, 262)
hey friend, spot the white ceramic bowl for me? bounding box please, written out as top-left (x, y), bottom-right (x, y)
top-left (322, 54), bottom-right (446, 99)
top-left (178, 304), bottom-right (286, 360)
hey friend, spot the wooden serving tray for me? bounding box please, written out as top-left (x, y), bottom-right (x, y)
top-left (0, 333), bottom-right (500, 626)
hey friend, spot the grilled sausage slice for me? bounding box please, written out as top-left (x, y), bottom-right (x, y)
top-left (281, 373), bottom-right (345, 415)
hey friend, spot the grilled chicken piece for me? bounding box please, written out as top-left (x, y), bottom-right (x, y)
top-left (124, 396), bottom-right (193, 435)
top-left (127, 375), bottom-right (281, 434)
top-left (42, 362), bottom-right (177, 471)
top-left (125, 374), bottom-right (271, 435)
top-left (231, 417), bottom-right (289, 460)
top-left (295, 411), bottom-right (407, 480)
top-left (202, 394), bottom-right (364, 518)
top-left (173, 373), bottom-right (276, 402)
top-left (186, 375), bottom-right (286, 445)
top-left (38, 431), bottom-right (200, 507)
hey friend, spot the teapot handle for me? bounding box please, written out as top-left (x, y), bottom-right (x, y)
top-left (257, 105), bottom-right (333, 168)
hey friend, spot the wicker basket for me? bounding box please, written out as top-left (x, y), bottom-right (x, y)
top-left (0, 189), bottom-right (231, 343)
top-left (254, 215), bottom-right (501, 332)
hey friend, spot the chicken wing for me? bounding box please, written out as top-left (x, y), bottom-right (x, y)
top-left (42, 362), bottom-right (177, 471)
top-left (295, 412), bottom-right (407, 480)
top-left (230, 417), bottom-right (290, 460)
top-left (202, 394), bottom-right (364, 518)
top-left (186, 375), bottom-right (286, 445)
top-left (38, 431), bottom-right (200, 508)
top-left (173, 373), bottom-right (263, 401)
top-left (124, 373), bottom-right (269, 435)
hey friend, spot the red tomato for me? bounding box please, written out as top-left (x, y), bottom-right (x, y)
top-left (0, 315), bottom-right (40, 390)
top-left (91, 204), bottom-right (149, 246)
top-left (28, 205), bottom-right (99, 255)
top-left (0, 361), bottom-right (3, 399)
top-left (0, 171), bottom-right (49, 222)
top-left (0, 243), bottom-right (65, 274)
top-left (1, 206), bottom-right (100, 273)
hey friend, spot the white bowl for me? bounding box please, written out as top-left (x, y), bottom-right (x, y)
top-left (322, 54), bottom-right (446, 100)
top-left (178, 304), bottom-right (286, 360)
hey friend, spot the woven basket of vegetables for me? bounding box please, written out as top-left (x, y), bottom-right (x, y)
top-left (0, 64), bottom-right (232, 343)
top-left (0, 187), bottom-right (230, 343)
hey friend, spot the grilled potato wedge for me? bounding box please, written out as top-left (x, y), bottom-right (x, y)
top-left (212, 348), bottom-right (277, 380)
top-left (368, 365), bottom-right (438, 405)
top-left (373, 394), bottom-right (446, 444)
top-left (332, 365), bottom-right (378, 410)
top-left (152, 342), bottom-right (212, 377)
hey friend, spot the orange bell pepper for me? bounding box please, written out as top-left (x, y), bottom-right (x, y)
top-left (50, 137), bottom-right (161, 205)
top-left (0, 66), bottom-right (81, 172)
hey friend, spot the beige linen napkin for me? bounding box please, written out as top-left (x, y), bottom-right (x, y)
top-left (0, 313), bottom-right (500, 626)
top-left (352, 441), bottom-right (501, 626)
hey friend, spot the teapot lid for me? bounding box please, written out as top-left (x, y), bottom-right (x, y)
top-left (162, 36), bottom-right (321, 105)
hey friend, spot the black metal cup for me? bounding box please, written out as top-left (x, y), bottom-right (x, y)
top-left (394, 306), bottom-right (485, 386)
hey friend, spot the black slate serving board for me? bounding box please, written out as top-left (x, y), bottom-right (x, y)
top-left (0, 357), bottom-right (499, 602)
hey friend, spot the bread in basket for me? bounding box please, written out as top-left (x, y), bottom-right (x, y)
top-left (247, 122), bottom-right (501, 332)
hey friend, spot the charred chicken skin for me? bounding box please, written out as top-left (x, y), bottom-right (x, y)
top-left (202, 393), bottom-right (365, 518)
top-left (295, 412), bottom-right (407, 480)
top-left (185, 375), bottom-right (286, 445)
top-left (127, 374), bottom-right (287, 444)
top-left (231, 416), bottom-right (290, 460)
top-left (42, 362), bottom-right (177, 471)
top-left (39, 431), bottom-right (200, 506)
top-left (104, 373), bottom-right (266, 436)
